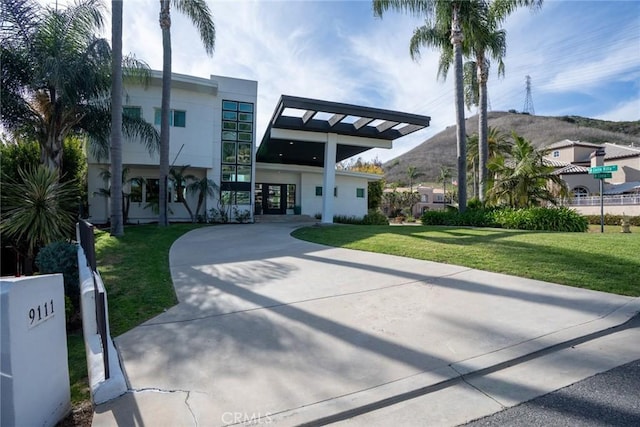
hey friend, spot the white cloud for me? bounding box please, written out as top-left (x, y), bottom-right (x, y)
top-left (596, 99), bottom-right (640, 122)
top-left (37, 0), bottom-right (639, 163)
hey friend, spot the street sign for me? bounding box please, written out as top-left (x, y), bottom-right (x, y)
top-left (589, 165), bottom-right (618, 174)
top-left (593, 173), bottom-right (612, 179)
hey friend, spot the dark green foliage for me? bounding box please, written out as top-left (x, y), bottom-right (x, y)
top-left (1, 138), bottom-right (87, 217)
top-left (362, 209), bottom-right (390, 225)
top-left (0, 140), bottom-right (40, 180)
top-left (333, 209), bottom-right (391, 225)
top-left (467, 197), bottom-right (483, 210)
top-left (421, 206), bottom-right (588, 232)
top-left (36, 241), bottom-right (80, 311)
top-left (584, 214), bottom-right (640, 226)
top-left (333, 215), bottom-right (364, 225)
top-left (420, 209), bottom-right (497, 227)
top-left (368, 180), bottom-right (384, 210)
top-left (493, 207), bottom-right (588, 232)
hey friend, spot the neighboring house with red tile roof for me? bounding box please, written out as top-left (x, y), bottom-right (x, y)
top-left (544, 140), bottom-right (640, 197)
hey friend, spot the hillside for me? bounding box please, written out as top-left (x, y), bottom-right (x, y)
top-left (384, 112), bottom-right (640, 184)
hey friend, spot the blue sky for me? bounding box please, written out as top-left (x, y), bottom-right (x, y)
top-left (56, 0), bottom-right (640, 161)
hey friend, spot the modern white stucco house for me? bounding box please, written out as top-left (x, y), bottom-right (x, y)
top-left (86, 72), bottom-right (430, 224)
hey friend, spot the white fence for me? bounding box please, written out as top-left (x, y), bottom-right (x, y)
top-left (567, 195), bottom-right (640, 206)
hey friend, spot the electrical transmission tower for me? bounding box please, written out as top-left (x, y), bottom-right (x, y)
top-left (523, 75), bottom-right (535, 115)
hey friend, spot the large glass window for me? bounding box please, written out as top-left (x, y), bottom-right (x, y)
top-left (123, 106), bottom-right (142, 119)
top-left (287, 184), bottom-right (296, 209)
top-left (236, 191), bottom-right (251, 205)
top-left (236, 166), bottom-right (251, 182)
top-left (222, 142), bottom-right (236, 163)
top-left (222, 165), bottom-right (236, 182)
top-left (221, 100), bottom-right (254, 184)
top-left (146, 179), bottom-right (159, 203)
top-left (238, 143), bottom-right (252, 164)
top-left (154, 109), bottom-right (187, 127)
top-left (130, 180), bottom-right (142, 202)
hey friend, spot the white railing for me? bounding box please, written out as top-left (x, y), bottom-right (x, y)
top-left (568, 195), bottom-right (640, 206)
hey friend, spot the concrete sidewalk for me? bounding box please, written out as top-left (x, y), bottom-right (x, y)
top-left (93, 223), bottom-right (640, 426)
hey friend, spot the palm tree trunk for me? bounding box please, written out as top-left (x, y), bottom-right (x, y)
top-left (158, 0), bottom-right (171, 227)
top-left (451, 4), bottom-right (467, 213)
top-left (110, 0), bottom-right (124, 236)
top-left (478, 58), bottom-right (489, 204)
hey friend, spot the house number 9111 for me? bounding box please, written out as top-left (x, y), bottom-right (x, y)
top-left (28, 299), bottom-right (55, 329)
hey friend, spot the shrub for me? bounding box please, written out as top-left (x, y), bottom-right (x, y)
top-left (334, 215), bottom-right (363, 225)
top-left (35, 241), bottom-right (80, 310)
top-left (583, 214), bottom-right (640, 226)
top-left (420, 210), bottom-right (452, 225)
top-left (362, 209), bottom-right (389, 225)
top-left (467, 197), bottom-right (483, 210)
top-left (493, 207), bottom-right (588, 232)
top-left (233, 207), bottom-right (251, 223)
top-left (420, 209), bottom-right (498, 227)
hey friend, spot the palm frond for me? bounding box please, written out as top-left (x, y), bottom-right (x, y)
top-left (173, 0), bottom-right (215, 55)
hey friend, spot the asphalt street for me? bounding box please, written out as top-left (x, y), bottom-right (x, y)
top-left (464, 358), bottom-right (640, 426)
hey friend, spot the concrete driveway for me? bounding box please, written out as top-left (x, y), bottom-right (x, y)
top-left (93, 222), bottom-right (640, 426)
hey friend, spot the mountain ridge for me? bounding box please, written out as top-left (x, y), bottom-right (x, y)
top-left (384, 111), bottom-right (640, 184)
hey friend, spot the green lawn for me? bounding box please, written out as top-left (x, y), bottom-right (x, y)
top-left (68, 222), bottom-right (638, 405)
top-left (292, 224), bottom-right (640, 297)
top-left (69, 223), bottom-right (206, 403)
top-left (94, 223), bottom-right (207, 336)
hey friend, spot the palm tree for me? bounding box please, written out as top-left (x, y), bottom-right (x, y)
top-left (467, 126), bottom-right (512, 199)
top-left (0, 165), bottom-right (77, 275)
top-left (186, 176), bottom-right (218, 222)
top-left (158, 0), bottom-right (215, 226)
top-left (374, 1), bottom-right (489, 214)
top-left (407, 165), bottom-right (423, 192)
top-left (438, 166), bottom-right (452, 205)
top-left (466, 0), bottom-right (542, 204)
top-left (169, 165), bottom-right (196, 222)
top-left (487, 132), bottom-right (567, 208)
top-left (0, 0), bottom-right (158, 176)
top-left (111, 0), bottom-right (124, 236)
top-left (467, 132), bottom-right (480, 199)
top-left (95, 167), bottom-right (144, 224)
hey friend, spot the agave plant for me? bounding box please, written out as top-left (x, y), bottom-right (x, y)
top-left (1, 165), bottom-right (77, 274)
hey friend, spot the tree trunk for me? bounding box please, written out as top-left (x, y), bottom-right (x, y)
top-left (158, 0), bottom-right (172, 227)
top-left (478, 57), bottom-right (489, 204)
top-left (176, 184), bottom-right (195, 222)
top-left (42, 134), bottom-right (64, 174)
top-left (110, 0), bottom-right (124, 236)
top-left (451, 5), bottom-right (467, 213)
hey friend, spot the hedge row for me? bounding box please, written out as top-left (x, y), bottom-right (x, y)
top-left (420, 206), bottom-right (589, 232)
top-left (583, 214), bottom-right (640, 226)
top-left (333, 209), bottom-right (390, 225)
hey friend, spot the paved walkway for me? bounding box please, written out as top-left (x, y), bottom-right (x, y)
top-left (93, 222), bottom-right (640, 426)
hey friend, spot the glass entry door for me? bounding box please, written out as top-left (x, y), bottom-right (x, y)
top-left (266, 185), bottom-right (283, 214)
top-left (256, 183), bottom-right (286, 214)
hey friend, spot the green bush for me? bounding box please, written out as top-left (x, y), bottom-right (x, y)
top-left (421, 207), bottom-right (588, 232)
top-left (334, 215), bottom-right (363, 225)
top-left (583, 214), bottom-right (640, 226)
top-left (35, 241), bottom-right (80, 308)
top-left (420, 209), bottom-right (497, 227)
top-left (493, 207), bottom-right (588, 232)
top-left (362, 209), bottom-right (389, 225)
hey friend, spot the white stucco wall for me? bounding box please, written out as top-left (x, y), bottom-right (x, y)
top-left (1, 275), bottom-right (70, 427)
top-left (300, 172), bottom-right (369, 218)
top-left (256, 163), bottom-right (374, 219)
top-left (87, 72), bottom-right (257, 224)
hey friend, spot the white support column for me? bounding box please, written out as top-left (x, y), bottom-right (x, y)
top-left (321, 133), bottom-right (337, 224)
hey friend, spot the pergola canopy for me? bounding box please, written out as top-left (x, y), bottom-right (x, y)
top-left (256, 95), bottom-right (431, 167)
